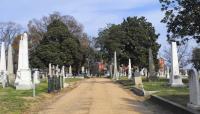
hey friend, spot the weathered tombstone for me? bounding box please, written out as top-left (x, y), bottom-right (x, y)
top-left (61, 66), bottom-right (65, 77)
top-left (69, 65), bottom-right (72, 77)
top-left (148, 48), bottom-right (157, 80)
top-left (109, 64), bottom-right (113, 78)
top-left (0, 42), bottom-right (7, 88)
top-left (133, 71), bottom-right (143, 86)
top-left (7, 44), bottom-right (14, 86)
top-left (169, 42), bottom-right (184, 87)
top-left (166, 67), bottom-right (170, 79)
top-left (113, 51), bottom-right (118, 80)
top-left (48, 63), bottom-right (52, 77)
top-left (33, 69), bottom-right (40, 84)
top-left (187, 69), bottom-right (200, 110)
top-left (81, 66), bottom-right (85, 74)
top-left (52, 65), bottom-right (56, 76)
top-left (128, 59), bottom-right (132, 79)
top-left (15, 33), bottom-right (32, 90)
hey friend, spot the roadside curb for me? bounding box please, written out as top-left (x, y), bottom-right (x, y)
top-left (150, 95), bottom-right (199, 114)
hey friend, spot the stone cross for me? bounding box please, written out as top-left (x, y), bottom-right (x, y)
top-left (187, 69), bottom-right (200, 110)
top-left (128, 59), bottom-right (132, 79)
top-left (15, 33), bottom-right (32, 90)
top-left (170, 42), bottom-right (184, 87)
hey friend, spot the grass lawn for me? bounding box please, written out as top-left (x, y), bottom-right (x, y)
top-left (0, 78), bottom-right (83, 114)
top-left (117, 77), bottom-right (189, 106)
top-left (0, 80), bottom-right (48, 114)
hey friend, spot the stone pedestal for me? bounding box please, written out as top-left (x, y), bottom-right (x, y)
top-left (15, 69), bottom-right (32, 90)
top-left (187, 69), bottom-right (200, 110)
top-left (170, 42), bottom-right (184, 87)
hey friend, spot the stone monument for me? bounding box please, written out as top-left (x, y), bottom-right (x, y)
top-left (0, 42), bottom-right (7, 88)
top-left (113, 51), bottom-right (118, 80)
top-left (170, 42), bottom-right (184, 87)
top-left (7, 44), bottom-right (14, 85)
top-left (148, 48), bottom-right (157, 80)
top-left (15, 33), bottom-right (32, 90)
top-left (69, 65), bottom-right (72, 77)
top-left (187, 69), bottom-right (200, 110)
top-left (128, 59), bottom-right (132, 79)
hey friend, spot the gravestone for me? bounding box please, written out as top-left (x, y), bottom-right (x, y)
top-left (133, 71), bottom-right (142, 86)
top-left (170, 42), bottom-right (184, 87)
top-left (128, 59), bottom-right (132, 79)
top-left (187, 69), bottom-right (200, 110)
top-left (48, 63), bottom-right (52, 77)
top-left (148, 48), bottom-right (157, 80)
top-left (7, 44), bottom-right (14, 85)
top-left (15, 33), bottom-right (32, 90)
top-left (33, 69), bottom-right (40, 84)
top-left (113, 51), bottom-right (118, 80)
top-left (166, 67), bottom-right (170, 79)
top-left (61, 66), bottom-right (65, 77)
top-left (69, 65), bottom-right (72, 77)
top-left (0, 42), bottom-right (7, 88)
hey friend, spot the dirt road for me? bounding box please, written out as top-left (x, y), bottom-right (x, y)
top-left (38, 78), bottom-right (171, 114)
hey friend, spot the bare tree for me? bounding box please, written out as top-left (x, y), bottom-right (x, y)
top-left (0, 22), bottom-right (22, 49)
top-left (162, 42), bottom-right (191, 68)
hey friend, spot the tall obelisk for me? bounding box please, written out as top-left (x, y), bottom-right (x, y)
top-left (0, 42), bottom-right (7, 87)
top-left (15, 33), bottom-right (32, 90)
top-left (128, 59), bottom-right (132, 79)
top-left (170, 41), bottom-right (183, 87)
top-left (7, 44), bottom-right (14, 85)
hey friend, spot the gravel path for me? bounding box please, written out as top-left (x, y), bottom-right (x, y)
top-left (38, 78), bottom-right (172, 114)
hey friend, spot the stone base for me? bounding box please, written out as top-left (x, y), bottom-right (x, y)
top-left (170, 83), bottom-right (185, 87)
top-left (15, 69), bottom-right (32, 90)
top-left (187, 103), bottom-right (200, 110)
top-left (16, 84), bottom-right (33, 90)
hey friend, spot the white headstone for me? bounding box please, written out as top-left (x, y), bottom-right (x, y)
top-left (48, 63), bottom-right (52, 77)
top-left (128, 59), bottom-right (132, 79)
top-left (69, 65), bottom-right (72, 77)
top-left (0, 42), bottom-right (7, 87)
top-left (56, 65), bottom-right (59, 77)
top-left (170, 42), bottom-right (184, 87)
top-left (15, 33), bottom-right (32, 90)
top-left (61, 66), bottom-right (65, 77)
top-left (187, 69), bottom-right (200, 110)
top-left (33, 69), bottom-right (40, 84)
top-left (166, 67), bottom-right (170, 79)
top-left (7, 44), bottom-right (14, 85)
top-left (113, 51), bottom-right (118, 80)
top-left (81, 66), bottom-right (85, 74)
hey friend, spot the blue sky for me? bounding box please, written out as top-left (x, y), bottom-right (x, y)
top-left (0, 0), bottom-right (168, 51)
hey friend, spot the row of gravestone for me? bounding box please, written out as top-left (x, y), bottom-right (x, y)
top-left (111, 41), bottom-right (200, 110)
top-left (0, 33), bottom-right (40, 90)
top-left (111, 42), bottom-right (184, 86)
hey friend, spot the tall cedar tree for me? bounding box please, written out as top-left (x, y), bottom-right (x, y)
top-left (30, 20), bottom-right (83, 72)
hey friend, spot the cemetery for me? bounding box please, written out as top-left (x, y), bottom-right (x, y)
top-left (0, 0), bottom-right (200, 114)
